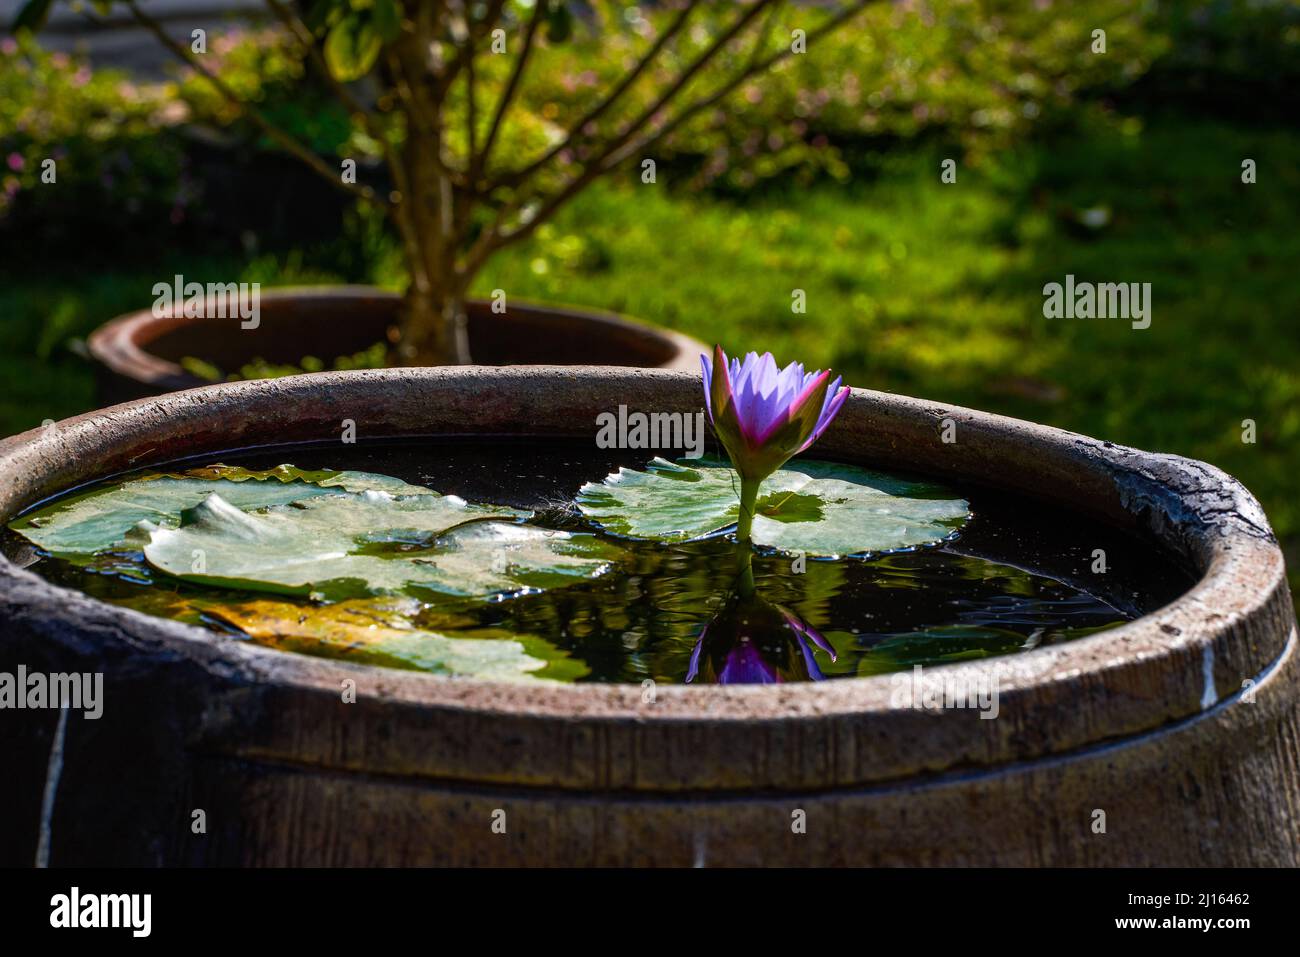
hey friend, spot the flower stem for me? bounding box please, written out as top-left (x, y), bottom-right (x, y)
top-left (743, 475), bottom-right (759, 540)
top-left (734, 477), bottom-right (761, 596)
top-left (736, 477), bottom-right (761, 543)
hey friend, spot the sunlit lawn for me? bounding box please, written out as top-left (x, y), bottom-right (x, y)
top-left (4, 115), bottom-right (1297, 581)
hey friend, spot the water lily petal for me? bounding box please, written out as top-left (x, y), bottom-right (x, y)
top-left (718, 640), bottom-right (781, 684)
top-left (702, 347), bottom-right (850, 482)
top-left (793, 631), bottom-right (828, 681)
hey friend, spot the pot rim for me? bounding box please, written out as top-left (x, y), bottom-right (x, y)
top-left (85, 284), bottom-right (706, 386)
top-left (0, 367), bottom-right (1292, 784)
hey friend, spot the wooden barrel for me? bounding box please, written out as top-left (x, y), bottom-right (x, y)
top-left (1, 368), bottom-right (1295, 866)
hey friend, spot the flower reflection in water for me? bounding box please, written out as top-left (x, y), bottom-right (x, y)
top-left (685, 588), bottom-right (837, 685)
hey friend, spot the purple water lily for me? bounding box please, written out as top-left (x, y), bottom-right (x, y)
top-left (701, 347), bottom-right (850, 559)
top-left (685, 593), bottom-right (837, 685)
top-left (702, 346), bottom-right (849, 485)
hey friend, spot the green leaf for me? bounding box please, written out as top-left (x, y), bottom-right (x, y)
top-left (576, 456), bottom-right (970, 557)
top-left (324, 13), bottom-right (384, 82)
top-left (209, 597), bottom-right (587, 681)
top-left (8, 464), bottom-right (443, 559)
top-left (143, 490), bottom-right (618, 600)
top-left (11, 0), bottom-right (54, 33)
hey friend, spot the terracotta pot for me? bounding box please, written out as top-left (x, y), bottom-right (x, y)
top-left (0, 368), bottom-right (1295, 866)
top-left (86, 286), bottom-right (706, 403)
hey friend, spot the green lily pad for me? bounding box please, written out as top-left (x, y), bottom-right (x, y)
top-left (8, 464), bottom-right (444, 559)
top-left (576, 456), bottom-right (969, 557)
top-left (143, 490), bottom-right (620, 600)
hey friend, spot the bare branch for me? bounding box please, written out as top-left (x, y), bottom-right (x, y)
top-left (496, 0), bottom-right (700, 190)
top-left (388, 35), bottom-right (468, 186)
top-left (416, 0), bottom-right (456, 103)
top-left (745, 0), bottom-right (785, 70)
top-left (583, 0), bottom-right (778, 178)
top-left (474, 0), bottom-right (547, 183)
top-left (125, 0), bottom-right (385, 208)
top-left (488, 0), bottom-right (779, 246)
top-left (387, 47), bottom-right (434, 137)
top-left (493, 0), bottom-right (877, 253)
top-left (609, 0), bottom-right (876, 169)
top-left (490, 0), bottom-right (775, 206)
top-left (459, 200), bottom-right (511, 277)
top-left (465, 41), bottom-right (479, 159)
top-left (438, 0), bottom-right (503, 96)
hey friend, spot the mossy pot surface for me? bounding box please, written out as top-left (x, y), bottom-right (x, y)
top-left (0, 368), bottom-right (1295, 866)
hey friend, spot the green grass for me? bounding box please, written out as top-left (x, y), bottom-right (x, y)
top-left (4, 115), bottom-right (1297, 583)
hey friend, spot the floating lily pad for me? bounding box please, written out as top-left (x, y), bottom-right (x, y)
top-left (9, 464), bottom-right (443, 559)
top-left (576, 456), bottom-right (969, 557)
top-left (210, 597), bottom-right (588, 681)
top-left (144, 490), bottom-right (620, 600)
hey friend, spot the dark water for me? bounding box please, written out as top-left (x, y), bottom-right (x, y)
top-left (4, 438), bottom-right (1195, 684)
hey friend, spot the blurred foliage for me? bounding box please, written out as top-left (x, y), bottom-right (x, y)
top-left (150, 0), bottom-right (1289, 201)
top-left (6, 1), bottom-right (1288, 227)
top-left (0, 34), bottom-right (193, 233)
top-left (161, 1), bottom-right (1166, 192)
top-left (494, 0), bottom-right (1162, 192)
top-left (174, 26), bottom-right (355, 154)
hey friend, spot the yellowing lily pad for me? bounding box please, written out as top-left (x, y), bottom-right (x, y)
top-left (210, 597), bottom-right (588, 680)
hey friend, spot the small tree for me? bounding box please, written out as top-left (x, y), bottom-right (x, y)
top-left (13, 0), bottom-right (874, 364)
